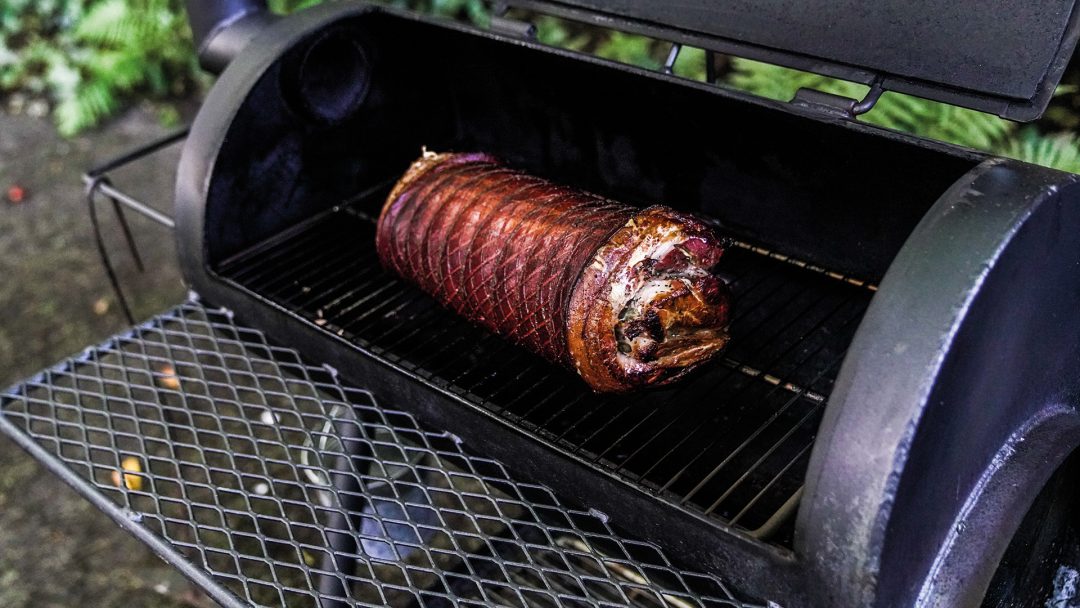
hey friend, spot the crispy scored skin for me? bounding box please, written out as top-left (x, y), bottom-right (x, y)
top-left (376, 151), bottom-right (731, 392)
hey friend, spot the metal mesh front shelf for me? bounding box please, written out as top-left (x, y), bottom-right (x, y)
top-left (217, 193), bottom-right (875, 542)
top-left (0, 301), bottom-right (764, 608)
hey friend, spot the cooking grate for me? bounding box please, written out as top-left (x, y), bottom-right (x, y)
top-left (0, 301), bottom-right (763, 608)
top-left (218, 189), bottom-right (875, 540)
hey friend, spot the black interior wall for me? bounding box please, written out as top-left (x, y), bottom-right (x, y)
top-left (205, 11), bottom-right (981, 284)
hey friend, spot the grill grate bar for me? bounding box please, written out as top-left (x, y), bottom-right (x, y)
top-left (550, 266), bottom-right (803, 447)
top-left (574, 274), bottom-right (850, 463)
top-left (717, 359), bottom-right (825, 404)
top-left (274, 256), bottom-right (383, 319)
top-left (656, 321), bottom-right (853, 499)
top-left (224, 220), bottom-right (353, 285)
top-left (729, 240), bottom-right (878, 291)
top-left (217, 191), bottom-right (875, 542)
top-left (534, 267), bottom-right (797, 451)
top-left (700, 394), bottom-right (827, 516)
top-left (243, 234), bottom-right (360, 298)
top-left (620, 336), bottom-right (841, 487)
top-left (2, 302), bottom-right (765, 607)
top-left (728, 444), bottom-right (813, 528)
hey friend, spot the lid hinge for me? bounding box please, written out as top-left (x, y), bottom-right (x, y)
top-left (791, 77), bottom-right (885, 119)
top-left (662, 43), bottom-right (681, 74)
top-left (490, 2), bottom-right (538, 39)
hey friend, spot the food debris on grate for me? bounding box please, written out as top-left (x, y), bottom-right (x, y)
top-left (0, 302), bottom-right (764, 608)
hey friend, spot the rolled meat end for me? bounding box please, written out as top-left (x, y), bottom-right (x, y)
top-left (566, 206), bottom-right (731, 391)
top-left (376, 151), bottom-right (731, 392)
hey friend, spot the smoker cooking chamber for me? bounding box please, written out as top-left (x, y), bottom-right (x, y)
top-left (173, 3), bottom-right (1001, 601)
top-left (218, 187), bottom-right (871, 541)
top-left (181, 5), bottom-right (982, 550)
top-left (10, 108), bottom-right (1075, 608)
top-left (163, 1), bottom-right (1080, 606)
top-left (0, 0), bottom-right (1077, 605)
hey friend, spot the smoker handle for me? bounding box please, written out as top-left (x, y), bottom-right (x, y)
top-left (183, 0), bottom-right (278, 73)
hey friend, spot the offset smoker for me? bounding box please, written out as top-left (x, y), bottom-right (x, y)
top-left (3, 1), bottom-right (1080, 607)
top-left (172, 1), bottom-right (1080, 606)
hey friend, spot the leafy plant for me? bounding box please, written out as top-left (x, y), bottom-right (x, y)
top-left (272, 0), bottom-right (488, 24)
top-left (5, 0), bottom-right (1080, 175)
top-left (1, 0), bottom-right (493, 136)
top-left (728, 59), bottom-right (1015, 152)
top-left (728, 58), bottom-right (1080, 173)
top-left (997, 126), bottom-right (1080, 173)
top-left (533, 15), bottom-right (709, 79)
top-left (0, 1), bottom-right (84, 98)
top-left (1, 0), bottom-right (201, 136)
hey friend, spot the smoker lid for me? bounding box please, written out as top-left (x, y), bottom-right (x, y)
top-left (509, 0), bottom-right (1080, 121)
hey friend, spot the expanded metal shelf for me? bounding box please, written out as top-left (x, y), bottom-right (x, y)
top-left (0, 301), bottom-right (765, 608)
top-left (218, 195), bottom-right (874, 542)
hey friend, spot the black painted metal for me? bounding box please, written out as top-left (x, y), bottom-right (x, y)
top-left (83, 129), bottom-right (186, 324)
top-left (799, 159), bottom-right (1080, 607)
top-left (172, 3), bottom-right (990, 604)
top-left (1, 301), bottom-right (765, 607)
top-left (982, 448), bottom-right (1080, 607)
top-left (507, 0), bottom-right (1080, 121)
top-left (158, 1), bottom-right (1080, 606)
top-left (214, 191), bottom-right (869, 540)
top-left (183, 0), bottom-right (276, 73)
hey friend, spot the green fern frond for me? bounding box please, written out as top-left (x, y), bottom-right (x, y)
top-left (85, 49), bottom-right (143, 90)
top-left (728, 59), bottom-right (846, 102)
top-left (672, 46), bottom-right (707, 82)
top-left (54, 78), bottom-right (121, 136)
top-left (73, 0), bottom-right (132, 46)
top-left (35, 0), bottom-right (195, 134)
top-left (997, 127), bottom-right (1080, 174)
top-left (535, 15), bottom-right (592, 51)
top-left (79, 0), bottom-right (179, 45)
top-left (727, 58), bottom-right (1015, 153)
top-left (925, 105), bottom-right (1013, 151)
top-left (592, 31), bottom-right (662, 70)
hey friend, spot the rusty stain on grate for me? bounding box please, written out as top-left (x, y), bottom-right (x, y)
top-left (0, 301), bottom-right (764, 608)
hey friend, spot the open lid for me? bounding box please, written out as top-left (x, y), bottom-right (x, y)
top-left (507, 0), bottom-right (1080, 121)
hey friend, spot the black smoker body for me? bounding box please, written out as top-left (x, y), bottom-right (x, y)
top-left (165, 1), bottom-right (1080, 606)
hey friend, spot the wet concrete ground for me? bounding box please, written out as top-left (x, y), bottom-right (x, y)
top-left (0, 109), bottom-right (214, 607)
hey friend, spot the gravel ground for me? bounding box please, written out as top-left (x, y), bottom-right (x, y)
top-left (0, 108), bottom-right (216, 607)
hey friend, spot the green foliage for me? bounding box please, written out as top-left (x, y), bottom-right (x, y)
top-left (533, 17), bottom-right (708, 80)
top-left (534, 15), bottom-right (591, 51)
top-left (0, 0), bottom-right (83, 97)
top-left (267, 0), bottom-right (324, 13)
top-left (672, 46), bottom-right (707, 81)
top-left (1, 0), bottom-right (490, 136)
top-left (997, 127), bottom-right (1080, 173)
top-left (0, 0), bottom-right (200, 136)
top-left (272, 0), bottom-right (488, 24)
top-left (727, 58), bottom-right (1080, 173)
top-left (728, 59), bottom-right (1015, 152)
top-left (591, 31), bottom-right (661, 70)
top-left (4, 0), bottom-right (1080, 175)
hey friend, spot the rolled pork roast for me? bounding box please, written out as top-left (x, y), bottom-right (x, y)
top-left (375, 151), bottom-right (732, 392)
